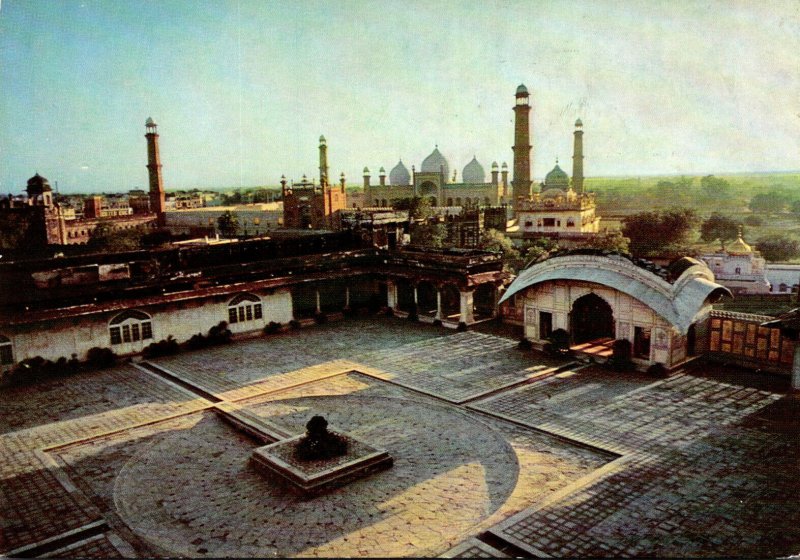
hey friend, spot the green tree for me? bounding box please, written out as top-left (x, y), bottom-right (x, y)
top-left (756, 236), bottom-right (800, 262)
top-left (700, 213), bottom-right (740, 244)
top-left (521, 238), bottom-right (558, 268)
top-left (577, 230), bottom-right (630, 254)
top-left (477, 229), bottom-right (521, 271)
top-left (217, 210), bottom-right (239, 238)
top-left (622, 207), bottom-right (698, 257)
top-left (749, 191), bottom-right (790, 213)
top-left (700, 175), bottom-right (731, 198)
top-left (88, 220), bottom-right (143, 252)
top-left (409, 221), bottom-right (446, 248)
top-left (394, 196), bottom-right (432, 220)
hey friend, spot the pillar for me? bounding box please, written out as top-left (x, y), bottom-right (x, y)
top-left (413, 286), bottom-right (418, 306)
top-left (386, 281), bottom-right (398, 309)
top-left (344, 286), bottom-right (350, 310)
top-left (793, 345), bottom-right (800, 391)
top-left (435, 289), bottom-right (443, 320)
top-left (315, 289), bottom-right (321, 314)
top-left (459, 290), bottom-right (474, 324)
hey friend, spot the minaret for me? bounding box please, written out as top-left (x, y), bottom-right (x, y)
top-left (319, 135), bottom-right (329, 187)
top-left (145, 117), bottom-right (165, 225)
top-left (512, 84), bottom-right (532, 209)
top-left (363, 167), bottom-right (371, 205)
top-left (501, 162), bottom-right (509, 199)
top-left (572, 119), bottom-right (584, 194)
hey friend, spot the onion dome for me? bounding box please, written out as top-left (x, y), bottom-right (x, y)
top-left (420, 146), bottom-right (450, 178)
top-left (516, 84), bottom-right (528, 95)
top-left (319, 135), bottom-right (326, 145)
top-left (728, 231), bottom-right (753, 255)
top-left (544, 161), bottom-right (569, 191)
top-left (389, 160), bottom-right (410, 185)
top-left (26, 173), bottom-right (52, 195)
top-left (575, 118), bottom-right (583, 128)
top-left (501, 162), bottom-right (508, 170)
top-left (363, 166), bottom-right (370, 175)
top-left (462, 156), bottom-right (486, 184)
top-left (146, 117), bottom-right (156, 126)
top-left (379, 167), bottom-right (386, 175)
top-left (491, 161), bottom-right (499, 170)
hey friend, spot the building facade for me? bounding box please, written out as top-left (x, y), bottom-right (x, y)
top-left (698, 233), bottom-right (771, 295)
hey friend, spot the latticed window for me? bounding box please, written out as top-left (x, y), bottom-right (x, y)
top-left (228, 293), bottom-right (262, 325)
top-left (109, 310), bottom-right (153, 345)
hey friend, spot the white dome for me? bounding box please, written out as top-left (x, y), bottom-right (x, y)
top-left (389, 160), bottom-right (410, 185)
top-left (462, 156), bottom-right (486, 183)
top-left (420, 147), bottom-right (450, 178)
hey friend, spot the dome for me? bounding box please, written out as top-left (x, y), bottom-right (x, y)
top-left (491, 161), bottom-right (499, 170)
top-left (145, 117), bottom-right (156, 126)
top-left (728, 233), bottom-right (753, 255)
top-left (389, 160), bottom-right (410, 185)
top-left (420, 147), bottom-right (450, 178)
top-left (462, 156), bottom-right (486, 184)
top-left (319, 135), bottom-right (326, 144)
top-left (26, 173), bottom-right (52, 195)
top-left (379, 167), bottom-right (386, 175)
top-left (544, 163), bottom-right (570, 191)
top-left (363, 166), bottom-right (370, 175)
top-left (516, 84), bottom-right (528, 95)
top-left (575, 118), bottom-right (583, 128)
top-left (501, 162), bottom-right (508, 169)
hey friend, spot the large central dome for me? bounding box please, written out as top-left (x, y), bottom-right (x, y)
top-left (421, 147), bottom-right (450, 178)
top-left (544, 163), bottom-right (570, 191)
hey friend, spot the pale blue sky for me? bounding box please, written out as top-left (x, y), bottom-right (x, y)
top-left (1, 0), bottom-right (798, 194)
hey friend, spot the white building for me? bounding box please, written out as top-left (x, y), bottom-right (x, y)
top-left (500, 253), bottom-right (729, 370)
top-left (698, 234), bottom-right (771, 295)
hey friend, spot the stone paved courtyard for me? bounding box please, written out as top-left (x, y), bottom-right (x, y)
top-left (1, 317), bottom-right (798, 558)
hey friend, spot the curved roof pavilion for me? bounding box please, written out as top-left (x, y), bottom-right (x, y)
top-left (500, 253), bottom-right (730, 335)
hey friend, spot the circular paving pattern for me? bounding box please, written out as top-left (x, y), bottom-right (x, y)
top-left (113, 395), bottom-right (520, 557)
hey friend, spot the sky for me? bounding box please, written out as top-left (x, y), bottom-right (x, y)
top-left (0, 0), bottom-right (798, 194)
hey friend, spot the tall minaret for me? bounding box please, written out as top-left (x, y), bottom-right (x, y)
top-left (572, 118), bottom-right (584, 193)
top-left (319, 135), bottom-right (329, 187)
top-left (512, 84), bottom-right (532, 209)
top-left (145, 117), bottom-right (165, 225)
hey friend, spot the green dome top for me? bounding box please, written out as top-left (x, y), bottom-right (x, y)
top-left (544, 163), bottom-right (569, 190)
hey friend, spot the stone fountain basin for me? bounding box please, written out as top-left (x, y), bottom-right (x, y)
top-left (251, 431), bottom-right (393, 496)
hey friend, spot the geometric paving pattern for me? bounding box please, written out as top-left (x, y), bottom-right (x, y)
top-left (2, 317), bottom-right (798, 558)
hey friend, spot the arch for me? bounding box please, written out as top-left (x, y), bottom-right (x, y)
top-left (464, 197), bottom-right (471, 206)
top-left (0, 335), bottom-right (12, 366)
top-left (229, 292), bottom-right (263, 324)
top-left (455, 197), bottom-right (462, 206)
top-left (484, 197), bottom-right (491, 206)
top-left (417, 281), bottom-right (437, 316)
top-left (429, 196), bottom-right (437, 207)
top-left (447, 198), bottom-right (453, 206)
top-left (441, 284), bottom-right (461, 319)
top-left (108, 310), bottom-right (153, 345)
top-left (474, 283), bottom-right (496, 319)
top-left (381, 199), bottom-right (388, 208)
top-left (570, 293), bottom-right (614, 344)
top-left (419, 181), bottom-right (437, 196)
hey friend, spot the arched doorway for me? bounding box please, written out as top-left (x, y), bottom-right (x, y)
top-left (570, 293), bottom-right (614, 344)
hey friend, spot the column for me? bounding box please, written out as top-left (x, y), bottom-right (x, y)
top-left (315, 289), bottom-right (321, 314)
top-left (435, 289), bottom-right (443, 320)
top-left (386, 281), bottom-right (398, 309)
top-left (793, 345), bottom-right (800, 391)
top-left (344, 286), bottom-right (350, 310)
top-left (459, 290), bottom-right (474, 324)
top-left (413, 286), bottom-right (418, 306)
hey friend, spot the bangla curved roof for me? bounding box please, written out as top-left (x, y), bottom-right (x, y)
top-left (499, 254), bottom-right (730, 334)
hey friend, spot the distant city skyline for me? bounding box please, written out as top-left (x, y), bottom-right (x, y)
top-left (1, 0), bottom-right (798, 194)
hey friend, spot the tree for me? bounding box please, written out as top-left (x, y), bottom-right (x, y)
top-left (409, 221), bottom-right (446, 248)
top-left (749, 192), bottom-right (790, 213)
top-left (478, 229), bottom-right (521, 271)
top-left (576, 230), bottom-right (630, 254)
top-left (217, 210), bottom-right (239, 238)
top-left (88, 220), bottom-right (142, 252)
top-left (521, 238), bottom-right (558, 268)
top-left (394, 196), bottom-right (432, 220)
top-left (756, 236), bottom-right (800, 262)
top-left (700, 175), bottom-right (731, 199)
top-left (622, 207), bottom-right (698, 257)
top-left (699, 213), bottom-right (740, 244)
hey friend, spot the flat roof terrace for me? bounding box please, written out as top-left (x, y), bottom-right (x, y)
top-left (1, 317), bottom-right (797, 558)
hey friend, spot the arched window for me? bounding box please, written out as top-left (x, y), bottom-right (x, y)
top-left (429, 197), bottom-right (437, 207)
top-left (0, 335), bottom-right (13, 365)
top-left (381, 199), bottom-right (388, 207)
top-left (455, 197), bottom-right (462, 206)
top-left (228, 293), bottom-right (262, 324)
top-left (484, 197), bottom-right (491, 206)
top-left (109, 310), bottom-right (153, 345)
top-left (464, 197), bottom-right (471, 206)
top-left (779, 283), bottom-right (788, 293)
top-left (447, 198), bottom-right (453, 206)
top-left (735, 267), bottom-right (741, 275)
top-left (567, 218), bottom-right (575, 227)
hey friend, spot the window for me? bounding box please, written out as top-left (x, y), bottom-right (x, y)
top-left (543, 218), bottom-right (556, 227)
top-left (525, 221), bottom-right (533, 227)
top-left (735, 267), bottom-right (741, 275)
top-left (447, 198), bottom-right (453, 206)
top-left (109, 310), bottom-right (153, 346)
top-left (567, 218), bottom-right (575, 227)
top-left (779, 283), bottom-right (788, 293)
top-left (0, 335), bottom-right (13, 365)
top-left (228, 293), bottom-right (262, 325)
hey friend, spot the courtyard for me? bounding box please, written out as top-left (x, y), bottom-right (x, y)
top-left (1, 317), bottom-right (798, 557)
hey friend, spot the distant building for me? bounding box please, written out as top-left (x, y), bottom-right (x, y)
top-left (765, 264), bottom-right (800, 294)
top-left (282, 136), bottom-right (347, 229)
top-left (163, 203), bottom-right (283, 237)
top-left (697, 232), bottom-right (771, 295)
